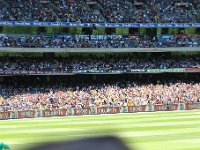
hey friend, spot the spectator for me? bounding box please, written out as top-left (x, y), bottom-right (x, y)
top-left (0, 34), bottom-right (200, 48)
top-left (0, 55), bottom-right (199, 74)
top-left (0, 0), bottom-right (199, 23)
top-left (0, 80), bottom-right (199, 111)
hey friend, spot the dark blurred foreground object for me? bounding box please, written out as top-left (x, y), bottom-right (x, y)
top-left (27, 136), bottom-right (131, 150)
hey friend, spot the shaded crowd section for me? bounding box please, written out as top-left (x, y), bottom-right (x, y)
top-left (0, 0), bottom-right (199, 23)
top-left (0, 74), bottom-right (199, 111)
top-left (1, 34), bottom-right (200, 48)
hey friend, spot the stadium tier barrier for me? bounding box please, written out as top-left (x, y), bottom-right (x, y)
top-left (0, 68), bottom-right (200, 75)
top-left (1, 22), bottom-right (200, 28)
top-left (1, 103), bottom-right (200, 120)
top-left (1, 47), bottom-right (200, 53)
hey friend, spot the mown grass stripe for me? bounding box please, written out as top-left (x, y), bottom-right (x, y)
top-left (1, 110), bottom-right (200, 150)
top-left (1, 114), bottom-right (200, 126)
top-left (1, 121), bottom-right (200, 135)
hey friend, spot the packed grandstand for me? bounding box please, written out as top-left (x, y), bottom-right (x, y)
top-left (1, 1), bottom-right (200, 150)
top-left (0, 74), bottom-right (199, 112)
top-left (0, 0), bottom-right (200, 119)
top-left (0, 54), bottom-right (199, 113)
top-left (0, 34), bottom-right (200, 48)
top-left (0, 55), bottom-right (199, 74)
top-left (0, 0), bottom-right (200, 23)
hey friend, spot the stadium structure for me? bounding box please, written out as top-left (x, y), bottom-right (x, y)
top-left (0, 0), bottom-right (200, 150)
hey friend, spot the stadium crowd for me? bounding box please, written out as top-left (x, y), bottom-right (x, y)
top-left (0, 0), bottom-right (199, 23)
top-left (0, 79), bottom-right (199, 111)
top-left (0, 34), bottom-right (200, 48)
top-left (0, 55), bottom-right (199, 73)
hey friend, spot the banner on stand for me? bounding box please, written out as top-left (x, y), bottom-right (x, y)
top-left (128, 106), bottom-right (146, 112)
top-left (42, 109), bottom-right (67, 117)
top-left (74, 108), bottom-right (90, 115)
top-left (0, 112), bottom-right (9, 120)
top-left (186, 103), bottom-right (200, 110)
top-left (155, 104), bottom-right (178, 111)
top-left (1, 103), bottom-right (200, 120)
top-left (97, 107), bottom-right (120, 114)
top-left (18, 110), bottom-right (36, 119)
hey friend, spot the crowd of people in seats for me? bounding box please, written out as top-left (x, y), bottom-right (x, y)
top-left (0, 0), bottom-right (199, 23)
top-left (0, 79), bottom-right (199, 111)
top-left (0, 55), bottom-right (199, 74)
top-left (0, 34), bottom-right (200, 48)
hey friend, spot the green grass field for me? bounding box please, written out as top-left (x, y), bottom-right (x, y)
top-left (1, 110), bottom-right (200, 150)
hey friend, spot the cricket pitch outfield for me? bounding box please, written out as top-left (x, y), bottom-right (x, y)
top-left (1, 110), bottom-right (200, 150)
